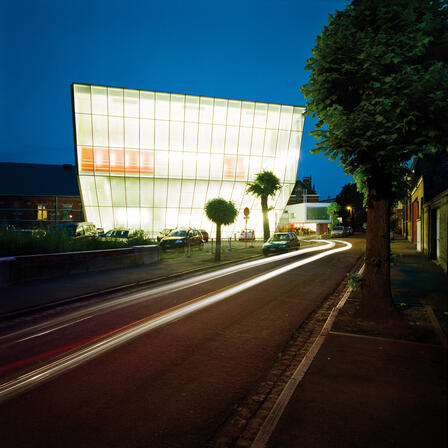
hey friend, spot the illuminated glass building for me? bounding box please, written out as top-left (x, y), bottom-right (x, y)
top-left (72, 84), bottom-right (305, 237)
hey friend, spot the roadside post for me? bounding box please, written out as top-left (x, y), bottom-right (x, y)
top-left (243, 207), bottom-right (250, 249)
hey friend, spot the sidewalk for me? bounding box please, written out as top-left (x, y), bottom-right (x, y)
top-left (262, 238), bottom-right (447, 448)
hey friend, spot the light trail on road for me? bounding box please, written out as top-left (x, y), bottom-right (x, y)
top-left (0, 240), bottom-right (335, 346)
top-left (0, 240), bottom-right (351, 404)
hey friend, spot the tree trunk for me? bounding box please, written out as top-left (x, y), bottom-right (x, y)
top-left (361, 188), bottom-right (393, 320)
top-left (261, 196), bottom-right (270, 241)
top-left (215, 224), bottom-right (221, 261)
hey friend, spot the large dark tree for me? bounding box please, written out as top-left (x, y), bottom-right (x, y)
top-left (302, 0), bottom-right (448, 319)
top-left (247, 170), bottom-right (282, 241)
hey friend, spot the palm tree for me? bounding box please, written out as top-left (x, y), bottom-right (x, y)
top-left (204, 198), bottom-right (238, 261)
top-left (247, 170), bottom-right (282, 241)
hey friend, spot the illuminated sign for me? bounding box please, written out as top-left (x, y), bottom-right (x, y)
top-left (72, 84), bottom-right (305, 237)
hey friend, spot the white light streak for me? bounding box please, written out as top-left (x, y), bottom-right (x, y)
top-left (0, 240), bottom-right (351, 403)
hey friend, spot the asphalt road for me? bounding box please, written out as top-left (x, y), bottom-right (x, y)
top-left (0, 238), bottom-right (364, 448)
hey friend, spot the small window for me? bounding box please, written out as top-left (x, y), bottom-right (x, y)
top-left (37, 204), bottom-right (47, 221)
top-left (62, 205), bottom-right (73, 221)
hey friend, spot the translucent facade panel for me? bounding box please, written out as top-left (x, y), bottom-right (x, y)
top-left (213, 99), bottom-right (227, 125)
top-left (279, 106), bottom-right (293, 130)
top-left (155, 93), bottom-right (170, 120)
top-left (185, 96), bottom-right (199, 122)
top-left (190, 209), bottom-right (203, 229)
top-left (227, 101), bottom-right (241, 126)
top-left (170, 94), bottom-right (185, 121)
top-left (286, 152), bottom-right (299, 182)
top-left (220, 181), bottom-right (233, 200)
top-left (210, 154), bottom-right (224, 179)
top-left (267, 104), bottom-right (280, 129)
top-left (170, 121), bottom-right (184, 151)
top-left (114, 207), bottom-right (128, 228)
top-left (198, 124), bottom-right (212, 153)
top-left (169, 152), bottom-right (183, 177)
top-left (248, 156), bottom-right (262, 181)
top-left (225, 126), bottom-right (239, 154)
top-left (231, 183), bottom-right (246, 207)
top-left (196, 154), bottom-right (210, 178)
top-left (264, 129), bottom-right (278, 156)
top-left (262, 157), bottom-right (275, 172)
top-left (153, 207), bottom-right (166, 230)
top-left (167, 179), bottom-right (181, 207)
top-left (124, 90), bottom-right (139, 118)
top-left (178, 208), bottom-right (191, 227)
top-left (125, 177), bottom-right (140, 207)
top-left (251, 128), bottom-right (265, 155)
top-left (289, 131), bottom-right (301, 152)
top-left (140, 208), bottom-right (153, 230)
top-left (127, 208), bottom-right (140, 228)
top-left (205, 181), bottom-right (221, 202)
top-left (166, 208), bottom-right (179, 228)
top-left (254, 103), bottom-right (268, 128)
top-left (155, 151), bottom-right (169, 177)
top-left (99, 207), bottom-right (114, 231)
top-left (125, 118), bottom-right (139, 148)
top-left (292, 107), bottom-right (305, 131)
top-left (241, 102), bottom-right (255, 127)
top-left (140, 178), bottom-right (154, 207)
top-left (211, 125), bottom-right (225, 154)
top-left (180, 180), bottom-right (195, 208)
top-left (182, 152), bottom-right (196, 178)
top-left (184, 123), bottom-right (198, 151)
top-left (111, 177), bottom-right (126, 206)
top-left (91, 86), bottom-right (108, 115)
top-left (95, 176), bottom-right (113, 206)
top-left (277, 131), bottom-right (290, 156)
top-left (238, 127), bottom-right (252, 155)
top-left (109, 148), bottom-right (125, 175)
top-left (79, 176), bottom-right (98, 206)
top-left (192, 180), bottom-right (208, 207)
top-left (274, 156), bottom-right (287, 180)
top-left (199, 97), bottom-right (213, 123)
top-left (154, 179), bottom-right (167, 207)
top-left (125, 149), bottom-right (139, 176)
top-left (75, 114), bottom-right (92, 146)
top-left (109, 116), bottom-right (124, 147)
top-left (85, 207), bottom-right (101, 226)
top-left (108, 88), bottom-right (123, 116)
top-left (92, 115), bottom-right (108, 146)
top-left (140, 119), bottom-right (154, 149)
top-left (73, 84), bottom-right (91, 113)
top-left (155, 120), bottom-right (169, 150)
top-left (140, 91), bottom-right (155, 119)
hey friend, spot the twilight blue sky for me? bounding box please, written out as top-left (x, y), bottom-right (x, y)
top-left (1, 0), bottom-right (352, 198)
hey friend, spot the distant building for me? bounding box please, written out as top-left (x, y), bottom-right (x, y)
top-left (0, 162), bottom-right (83, 229)
top-left (405, 152), bottom-right (448, 272)
top-left (278, 176), bottom-right (331, 235)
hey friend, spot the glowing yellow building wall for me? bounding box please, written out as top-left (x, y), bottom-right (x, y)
top-left (72, 84), bottom-right (305, 238)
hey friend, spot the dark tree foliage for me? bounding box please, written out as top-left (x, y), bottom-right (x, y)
top-left (247, 170), bottom-right (282, 241)
top-left (301, 0), bottom-right (448, 319)
top-left (336, 183), bottom-right (367, 230)
top-left (205, 198), bottom-right (238, 261)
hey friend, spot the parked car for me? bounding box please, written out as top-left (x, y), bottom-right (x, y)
top-left (156, 228), bottom-right (173, 242)
top-left (238, 229), bottom-right (255, 241)
top-left (51, 222), bottom-right (97, 238)
top-left (344, 226), bottom-right (353, 235)
top-left (101, 228), bottom-right (131, 241)
top-left (199, 229), bottom-right (209, 243)
top-left (330, 226), bottom-right (344, 236)
top-left (96, 227), bottom-right (105, 237)
top-left (159, 228), bottom-right (203, 250)
top-left (262, 232), bottom-right (300, 256)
